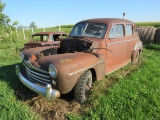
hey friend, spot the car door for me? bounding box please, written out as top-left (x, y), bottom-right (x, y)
top-left (125, 24), bottom-right (140, 60)
top-left (106, 24), bottom-right (128, 74)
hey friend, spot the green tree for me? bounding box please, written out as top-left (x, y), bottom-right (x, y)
top-left (0, 1), bottom-right (7, 30)
top-left (0, 1), bottom-right (19, 34)
top-left (29, 22), bottom-right (37, 29)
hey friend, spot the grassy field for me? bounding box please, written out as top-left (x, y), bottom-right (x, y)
top-left (68, 44), bottom-right (160, 119)
top-left (0, 35), bottom-right (160, 119)
top-left (0, 39), bottom-right (39, 119)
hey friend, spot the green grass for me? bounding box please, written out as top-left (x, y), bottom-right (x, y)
top-left (136, 22), bottom-right (160, 28)
top-left (0, 34), bottom-right (160, 119)
top-left (0, 40), bottom-right (39, 120)
top-left (68, 44), bottom-right (160, 119)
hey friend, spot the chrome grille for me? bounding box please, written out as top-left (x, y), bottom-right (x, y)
top-left (24, 61), bottom-right (51, 86)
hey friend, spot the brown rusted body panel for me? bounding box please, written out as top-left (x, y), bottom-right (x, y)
top-left (20, 18), bottom-right (142, 95)
top-left (23, 32), bottom-right (68, 49)
top-left (37, 52), bottom-right (105, 93)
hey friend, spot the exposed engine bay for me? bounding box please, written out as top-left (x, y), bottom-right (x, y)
top-left (58, 38), bottom-right (92, 53)
top-left (27, 38), bottom-right (93, 60)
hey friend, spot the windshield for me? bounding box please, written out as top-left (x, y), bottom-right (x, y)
top-left (70, 22), bottom-right (107, 38)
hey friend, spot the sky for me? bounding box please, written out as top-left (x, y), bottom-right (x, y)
top-left (2, 0), bottom-right (160, 28)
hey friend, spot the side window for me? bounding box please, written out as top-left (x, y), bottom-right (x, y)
top-left (53, 34), bottom-right (61, 41)
top-left (62, 34), bottom-right (68, 39)
top-left (32, 36), bottom-right (40, 41)
top-left (50, 35), bottom-right (54, 41)
top-left (133, 26), bottom-right (138, 35)
top-left (109, 24), bottom-right (124, 38)
top-left (125, 24), bottom-right (133, 36)
top-left (42, 35), bottom-right (48, 41)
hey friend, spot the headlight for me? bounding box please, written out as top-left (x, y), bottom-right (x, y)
top-left (48, 64), bottom-right (57, 78)
top-left (20, 52), bottom-right (24, 60)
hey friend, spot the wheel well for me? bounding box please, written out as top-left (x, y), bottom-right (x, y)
top-left (139, 49), bottom-right (143, 55)
top-left (131, 49), bottom-right (142, 59)
top-left (90, 68), bottom-right (96, 81)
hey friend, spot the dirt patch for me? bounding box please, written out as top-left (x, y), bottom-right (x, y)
top-left (16, 89), bottom-right (82, 120)
top-left (26, 97), bottom-right (81, 120)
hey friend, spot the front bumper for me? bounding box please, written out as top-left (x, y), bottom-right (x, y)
top-left (16, 65), bottom-right (60, 100)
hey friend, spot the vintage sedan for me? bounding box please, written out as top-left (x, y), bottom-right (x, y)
top-left (16, 18), bottom-right (142, 104)
top-left (23, 32), bottom-right (68, 49)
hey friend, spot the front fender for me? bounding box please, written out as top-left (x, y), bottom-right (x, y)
top-left (37, 52), bottom-right (105, 94)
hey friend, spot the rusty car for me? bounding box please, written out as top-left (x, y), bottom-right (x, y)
top-left (16, 18), bottom-right (142, 104)
top-left (23, 32), bottom-right (68, 49)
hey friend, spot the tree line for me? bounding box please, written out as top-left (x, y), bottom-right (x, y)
top-left (0, 1), bottom-right (37, 35)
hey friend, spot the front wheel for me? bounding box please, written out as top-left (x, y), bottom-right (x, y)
top-left (74, 70), bottom-right (92, 104)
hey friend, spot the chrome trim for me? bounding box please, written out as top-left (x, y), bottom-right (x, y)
top-left (16, 65), bottom-right (60, 99)
top-left (48, 64), bottom-right (57, 78)
top-left (26, 69), bottom-right (50, 82)
top-left (24, 64), bottom-right (50, 78)
top-left (24, 60), bottom-right (49, 74)
top-left (107, 41), bottom-right (127, 46)
top-left (68, 60), bottom-right (105, 76)
top-left (24, 61), bottom-right (52, 86)
top-left (107, 38), bottom-right (138, 46)
top-left (27, 74), bottom-right (50, 85)
top-left (126, 38), bottom-right (137, 42)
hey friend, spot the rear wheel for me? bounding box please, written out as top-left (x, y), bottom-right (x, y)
top-left (132, 50), bottom-right (140, 64)
top-left (74, 70), bottom-right (92, 104)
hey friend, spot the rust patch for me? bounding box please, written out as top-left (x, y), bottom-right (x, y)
top-left (29, 54), bottom-right (37, 62)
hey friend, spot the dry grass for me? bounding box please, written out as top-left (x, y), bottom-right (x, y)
top-left (23, 95), bottom-right (81, 120)
top-left (137, 26), bottom-right (160, 45)
top-left (154, 28), bottom-right (160, 44)
top-left (137, 26), bottom-right (157, 44)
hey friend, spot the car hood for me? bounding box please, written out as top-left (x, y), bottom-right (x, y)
top-left (22, 46), bottom-right (55, 60)
top-left (30, 52), bottom-right (103, 77)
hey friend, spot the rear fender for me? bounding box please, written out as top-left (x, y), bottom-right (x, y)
top-left (133, 41), bottom-right (143, 52)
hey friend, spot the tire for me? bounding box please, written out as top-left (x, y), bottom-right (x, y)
top-left (132, 50), bottom-right (140, 64)
top-left (74, 70), bottom-right (92, 104)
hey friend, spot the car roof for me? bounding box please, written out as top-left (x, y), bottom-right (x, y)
top-left (78, 18), bottom-right (134, 25)
top-left (32, 32), bottom-right (68, 36)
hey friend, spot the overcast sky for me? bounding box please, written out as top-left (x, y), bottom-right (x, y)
top-left (2, 0), bottom-right (160, 28)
